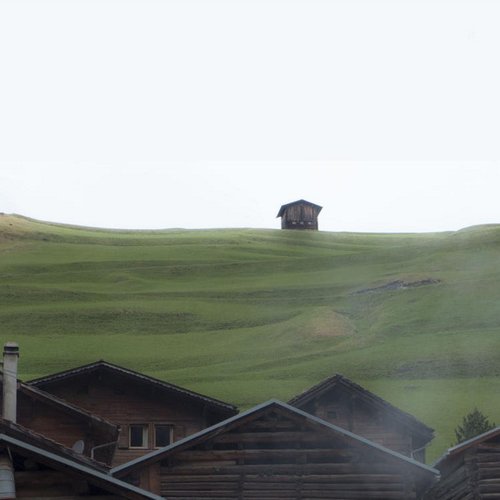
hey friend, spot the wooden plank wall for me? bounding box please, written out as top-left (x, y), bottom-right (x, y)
top-left (156, 410), bottom-right (420, 499)
top-left (39, 373), bottom-right (212, 465)
top-left (282, 204), bottom-right (319, 230)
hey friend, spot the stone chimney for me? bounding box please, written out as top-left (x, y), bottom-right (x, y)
top-left (2, 343), bottom-right (19, 423)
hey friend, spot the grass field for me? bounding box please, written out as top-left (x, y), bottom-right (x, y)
top-left (2, 213), bottom-right (500, 461)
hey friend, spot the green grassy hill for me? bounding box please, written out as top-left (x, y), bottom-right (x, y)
top-left (2, 213), bottom-right (500, 461)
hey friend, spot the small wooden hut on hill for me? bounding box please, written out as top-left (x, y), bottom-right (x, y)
top-left (277, 199), bottom-right (322, 230)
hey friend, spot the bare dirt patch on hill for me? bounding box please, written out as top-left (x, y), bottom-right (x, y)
top-left (353, 278), bottom-right (441, 295)
top-left (307, 308), bottom-right (356, 338)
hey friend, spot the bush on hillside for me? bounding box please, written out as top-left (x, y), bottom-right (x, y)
top-left (454, 408), bottom-right (496, 445)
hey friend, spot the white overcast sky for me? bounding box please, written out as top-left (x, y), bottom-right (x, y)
top-left (1, 0), bottom-right (500, 232)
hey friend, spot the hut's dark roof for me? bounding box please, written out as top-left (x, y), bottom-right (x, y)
top-left (434, 426), bottom-right (500, 468)
top-left (0, 420), bottom-right (162, 500)
top-left (111, 399), bottom-right (439, 479)
top-left (277, 199), bottom-right (323, 218)
top-left (28, 360), bottom-right (237, 416)
top-left (288, 373), bottom-right (434, 441)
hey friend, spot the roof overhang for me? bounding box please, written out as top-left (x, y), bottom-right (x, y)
top-left (277, 199), bottom-right (323, 218)
top-left (112, 399), bottom-right (439, 481)
top-left (28, 360), bottom-right (238, 417)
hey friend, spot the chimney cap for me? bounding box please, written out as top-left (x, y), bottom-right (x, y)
top-left (3, 343), bottom-right (19, 356)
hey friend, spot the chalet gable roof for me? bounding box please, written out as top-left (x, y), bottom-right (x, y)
top-left (28, 360), bottom-right (237, 416)
top-left (112, 399), bottom-right (439, 479)
top-left (288, 373), bottom-right (434, 441)
top-left (0, 427), bottom-right (162, 500)
top-left (277, 199), bottom-right (323, 218)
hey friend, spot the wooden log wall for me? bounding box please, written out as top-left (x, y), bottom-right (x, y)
top-left (426, 440), bottom-right (500, 499)
top-left (476, 442), bottom-right (500, 498)
top-left (156, 410), bottom-right (422, 499)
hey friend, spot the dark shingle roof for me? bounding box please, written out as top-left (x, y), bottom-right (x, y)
top-left (28, 360), bottom-right (237, 416)
top-left (288, 373), bottom-right (434, 441)
top-left (277, 199), bottom-right (323, 218)
top-left (112, 399), bottom-right (439, 479)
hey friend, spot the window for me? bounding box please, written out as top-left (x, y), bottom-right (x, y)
top-left (129, 424), bottom-right (148, 448)
top-left (154, 424), bottom-right (173, 448)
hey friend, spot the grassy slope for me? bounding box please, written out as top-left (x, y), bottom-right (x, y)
top-left (2, 214), bottom-right (500, 461)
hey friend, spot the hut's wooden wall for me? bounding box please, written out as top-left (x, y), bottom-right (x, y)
top-left (281, 204), bottom-right (319, 230)
top-left (126, 408), bottom-right (432, 499)
top-left (39, 372), bottom-right (215, 466)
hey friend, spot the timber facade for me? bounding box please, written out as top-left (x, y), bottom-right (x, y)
top-left (28, 360), bottom-right (237, 466)
top-left (426, 427), bottom-right (500, 499)
top-left (10, 343), bottom-right (484, 499)
top-left (0, 380), bottom-right (118, 465)
top-left (112, 400), bottom-right (439, 499)
top-left (277, 199), bottom-right (322, 230)
top-left (289, 374), bottom-right (434, 463)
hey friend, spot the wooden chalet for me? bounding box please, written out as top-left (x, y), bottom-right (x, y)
top-left (28, 360), bottom-right (238, 466)
top-left (277, 199), bottom-right (322, 230)
top-left (425, 426), bottom-right (500, 499)
top-left (111, 400), bottom-right (439, 499)
top-left (0, 418), bottom-right (162, 499)
top-left (289, 374), bottom-right (434, 462)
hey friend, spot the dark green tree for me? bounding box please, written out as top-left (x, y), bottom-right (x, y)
top-left (454, 408), bottom-right (496, 445)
